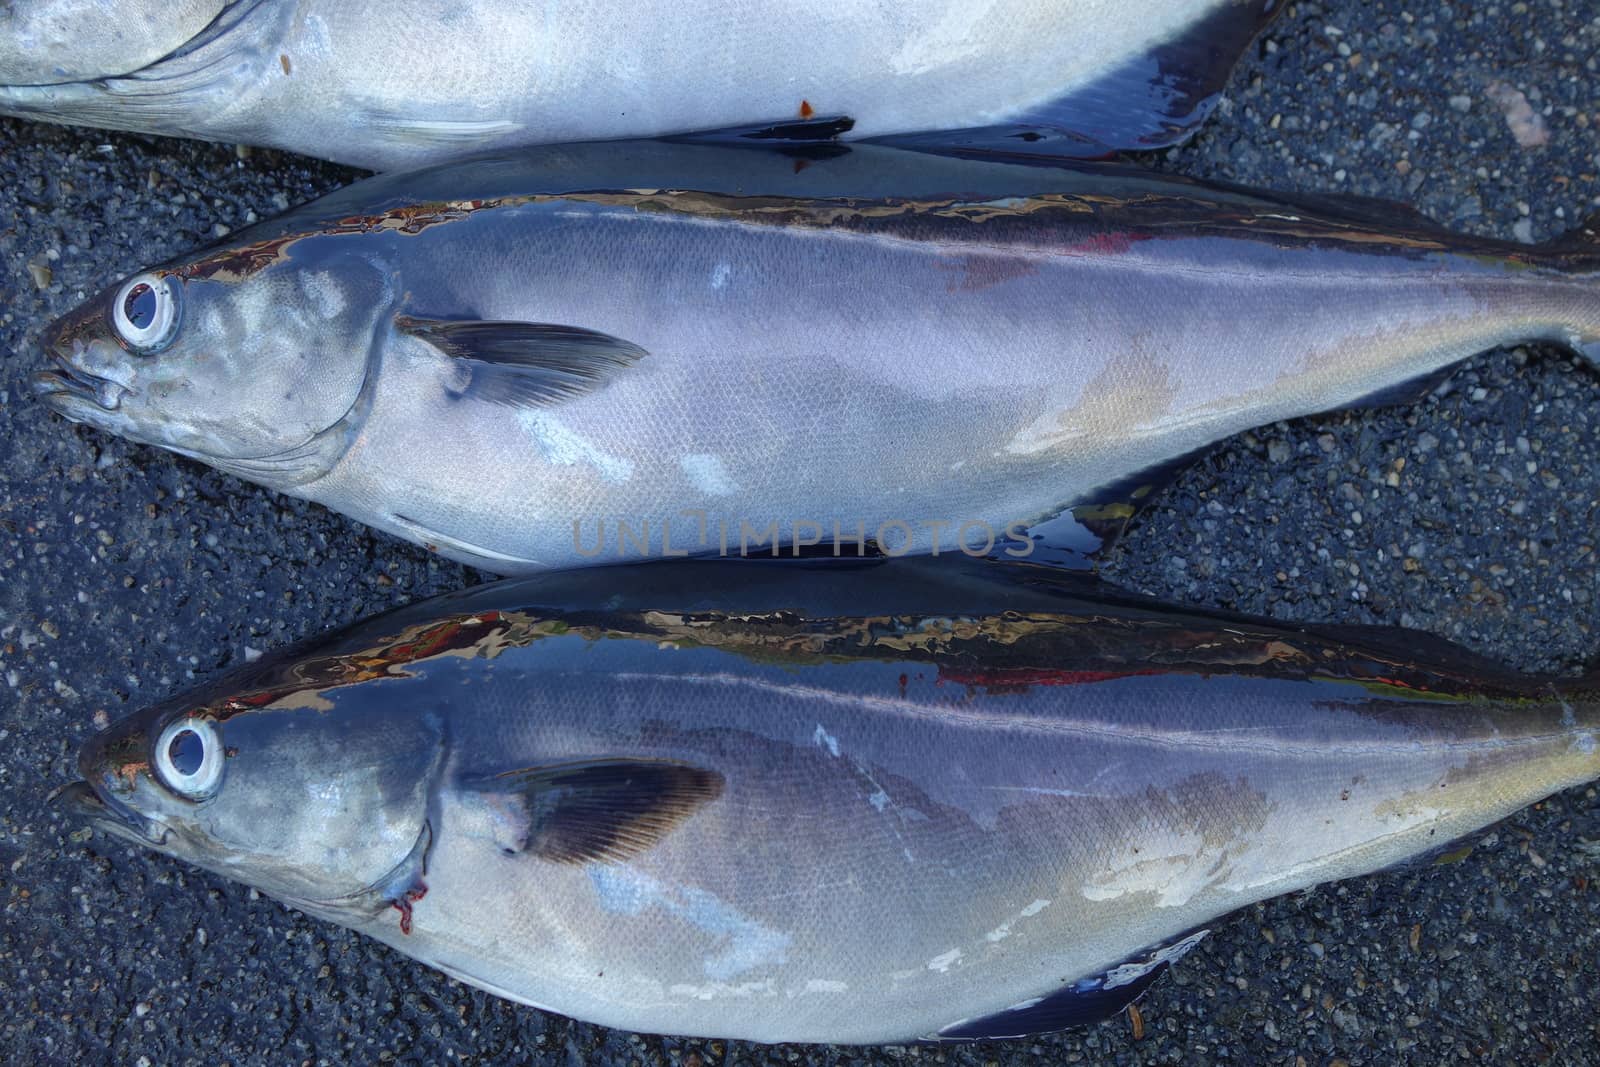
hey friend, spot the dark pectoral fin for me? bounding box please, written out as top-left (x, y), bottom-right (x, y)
top-left (397, 315), bottom-right (646, 408)
top-left (935, 929), bottom-right (1209, 1041)
top-left (466, 758), bottom-right (725, 864)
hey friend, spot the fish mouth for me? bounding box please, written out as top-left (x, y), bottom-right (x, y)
top-left (30, 345), bottom-right (128, 415)
top-left (55, 781), bottom-right (168, 847)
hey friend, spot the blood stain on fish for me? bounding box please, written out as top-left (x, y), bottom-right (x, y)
top-left (799, 99), bottom-right (815, 119)
top-left (933, 253), bottom-right (1040, 294)
top-left (392, 883), bottom-right (429, 935)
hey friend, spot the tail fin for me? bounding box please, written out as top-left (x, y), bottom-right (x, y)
top-left (1540, 211), bottom-right (1600, 364)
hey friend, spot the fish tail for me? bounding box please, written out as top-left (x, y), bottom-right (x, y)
top-left (1538, 210), bottom-right (1600, 364)
top-left (1556, 670), bottom-right (1600, 740)
top-left (1529, 677), bottom-right (1600, 800)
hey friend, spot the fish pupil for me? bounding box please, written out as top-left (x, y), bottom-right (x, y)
top-left (167, 728), bottom-right (205, 776)
top-left (123, 284), bottom-right (157, 330)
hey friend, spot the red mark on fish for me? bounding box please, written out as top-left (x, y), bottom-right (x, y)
top-left (1060, 231), bottom-right (1147, 257)
top-left (392, 883), bottom-right (429, 935)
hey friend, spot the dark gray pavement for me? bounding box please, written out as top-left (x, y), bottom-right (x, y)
top-left (2, 2), bottom-right (1599, 1063)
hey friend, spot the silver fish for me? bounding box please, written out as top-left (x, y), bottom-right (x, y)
top-left (0, 0), bottom-right (1275, 170)
top-left (62, 557), bottom-right (1600, 1043)
top-left (32, 137), bottom-right (1600, 574)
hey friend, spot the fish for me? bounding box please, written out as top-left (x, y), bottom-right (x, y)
top-left (31, 134), bottom-right (1600, 574)
top-left (0, 0), bottom-right (1278, 170)
top-left (61, 555), bottom-right (1600, 1044)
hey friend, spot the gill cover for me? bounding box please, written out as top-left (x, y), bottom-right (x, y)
top-left (0, 0), bottom-right (228, 84)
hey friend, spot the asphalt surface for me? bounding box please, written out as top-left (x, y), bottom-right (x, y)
top-left (3, 2), bottom-right (1600, 1064)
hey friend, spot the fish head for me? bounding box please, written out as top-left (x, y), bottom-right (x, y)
top-left (32, 255), bottom-right (388, 488)
top-left (63, 686), bottom-right (444, 910)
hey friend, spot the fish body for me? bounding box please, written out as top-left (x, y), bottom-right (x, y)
top-left (0, 0), bottom-right (1272, 169)
top-left (34, 139), bottom-right (1600, 573)
top-left (66, 557), bottom-right (1600, 1044)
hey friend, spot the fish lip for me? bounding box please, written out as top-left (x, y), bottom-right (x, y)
top-left (56, 780), bottom-right (167, 847)
top-left (31, 347), bottom-right (126, 412)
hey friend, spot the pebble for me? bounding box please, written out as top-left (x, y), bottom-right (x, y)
top-left (1484, 81), bottom-right (1551, 148)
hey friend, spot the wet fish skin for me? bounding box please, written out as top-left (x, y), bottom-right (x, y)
top-left (0, 0), bottom-right (1263, 170)
top-left (65, 557), bottom-right (1600, 1044)
top-left (32, 140), bottom-right (1600, 574)
top-left (0, 0), bottom-right (227, 84)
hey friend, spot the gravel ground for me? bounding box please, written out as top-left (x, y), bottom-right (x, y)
top-left (4, 2), bottom-right (1600, 1064)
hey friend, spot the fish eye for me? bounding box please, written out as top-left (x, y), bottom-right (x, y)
top-left (111, 273), bottom-right (180, 353)
top-left (153, 716), bottom-right (224, 800)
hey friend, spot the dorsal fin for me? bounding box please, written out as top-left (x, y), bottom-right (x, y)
top-left (1303, 623), bottom-right (1523, 678)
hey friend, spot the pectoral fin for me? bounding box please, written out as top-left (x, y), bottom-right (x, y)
top-left (465, 759), bottom-right (725, 864)
top-left (397, 315), bottom-right (646, 408)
